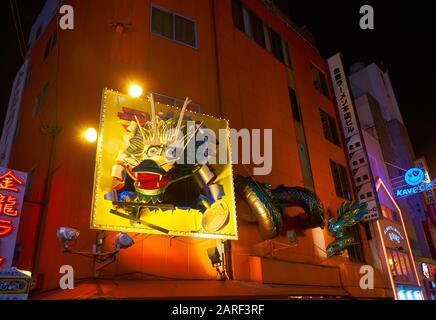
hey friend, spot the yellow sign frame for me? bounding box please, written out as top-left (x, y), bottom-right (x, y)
top-left (90, 89), bottom-right (238, 240)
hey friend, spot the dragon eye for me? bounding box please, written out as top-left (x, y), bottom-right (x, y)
top-left (147, 146), bottom-right (160, 157)
top-left (165, 147), bottom-right (177, 160)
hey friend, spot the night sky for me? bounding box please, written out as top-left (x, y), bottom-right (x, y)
top-left (1, 1), bottom-right (435, 175)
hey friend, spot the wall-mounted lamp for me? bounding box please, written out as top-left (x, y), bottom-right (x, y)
top-left (129, 84), bottom-right (143, 98)
top-left (207, 246), bottom-right (227, 281)
top-left (83, 128), bottom-right (97, 143)
top-left (56, 227), bottom-right (135, 277)
top-left (114, 232), bottom-right (134, 251)
top-left (56, 227), bottom-right (80, 250)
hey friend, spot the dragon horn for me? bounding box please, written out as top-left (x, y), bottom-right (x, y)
top-left (174, 97), bottom-right (191, 140)
top-left (148, 94), bottom-right (159, 145)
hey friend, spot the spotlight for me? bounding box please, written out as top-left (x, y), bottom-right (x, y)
top-left (286, 230), bottom-right (298, 244)
top-left (57, 227), bottom-right (80, 250)
top-left (83, 128), bottom-right (97, 143)
top-left (207, 247), bottom-right (222, 267)
top-left (114, 232), bottom-right (134, 251)
top-left (129, 84), bottom-right (143, 98)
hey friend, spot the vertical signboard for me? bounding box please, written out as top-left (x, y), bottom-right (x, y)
top-left (0, 167), bottom-right (27, 270)
top-left (327, 53), bottom-right (381, 221)
top-left (0, 61), bottom-right (28, 167)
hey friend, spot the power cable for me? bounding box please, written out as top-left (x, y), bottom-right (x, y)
top-left (13, 0), bottom-right (27, 53)
top-left (9, 0), bottom-right (25, 60)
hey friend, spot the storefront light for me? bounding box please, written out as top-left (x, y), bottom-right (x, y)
top-left (406, 290), bottom-right (414, 300)
top-left (398, 290), bottom-right (406, 300)
top-left (414, 291), bottom-right (423, 300)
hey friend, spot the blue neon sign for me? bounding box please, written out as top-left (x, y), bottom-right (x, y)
top-left (405, 168), bottom-right (425, 186)
top-left (394, 167), bottom-right (436, 199)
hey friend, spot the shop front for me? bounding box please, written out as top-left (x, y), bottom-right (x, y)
top-left (416, 261), bottom-right (436, 300)
top-left (375, 179), bottom-right (424, 299)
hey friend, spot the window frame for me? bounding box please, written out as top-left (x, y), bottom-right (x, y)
top-left (288, 87), bottom-right (302, 122)
top-left (320, 108), bottom-right (341, 146)
top-left (330, 160), bottom-right (352, 200)
top-left (230, 0), bottom-right (291, 68)
top-left (311, 64), bottom-right (330, 98)
top-left (150, 5), bottom-right (197, 49)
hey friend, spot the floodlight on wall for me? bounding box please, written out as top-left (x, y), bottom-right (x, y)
top-left (286, 230), bottom-right (298, 244)
top-left (114, 232), bottom-right (134, 251)
top-left (207, 246), bottom-right (227, 281)
top-left (56, 228), bottom-right (136, 277)
top-left (83, 128), bottom-right (98, 143)
top-left (207, 247), bottom-right (222, 267)
top-left (56, 227), bottom-right (80, 250)
top-left (129, 84), bottom-right (143, 98)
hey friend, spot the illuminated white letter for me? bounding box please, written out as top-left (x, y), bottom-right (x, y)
top-left (59, 265), bottom-right (75, 290)
top-left (359, 265), bottom-right (374, 290)
top-left (59, 5), bottom-right (75, 30)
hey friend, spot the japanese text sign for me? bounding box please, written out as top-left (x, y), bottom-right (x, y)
top-left (0, 167), bottom-right (27, 269)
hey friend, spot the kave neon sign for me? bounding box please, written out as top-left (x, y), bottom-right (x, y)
top-left (394, 167), bottom-right (436, 199)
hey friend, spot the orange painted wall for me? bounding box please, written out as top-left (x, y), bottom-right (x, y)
top-left (9, 0), bottom-right (375, 292)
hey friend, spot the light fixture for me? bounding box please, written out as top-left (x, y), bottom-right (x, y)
top-left (114, 232), bottom-right (134, 251)
top-left (207, 247), bottom-right (222, 267)
top-left (83, 128), bottom-right (97, 143)
top-left (129, 84), bottom-right (143, 98)
top-left (56, 227), bottom-right (80, 250)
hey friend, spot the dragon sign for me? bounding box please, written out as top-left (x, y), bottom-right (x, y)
top-left (90, 90), bottom-right (237, 240)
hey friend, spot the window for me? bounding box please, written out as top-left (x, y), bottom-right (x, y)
top-left (231, 0), bottom-right (244, 32)
top-left (288, 87), bottom-right (301, 122)
top-left (151, 6), bottom-right (196, 48)
top-left (251, 13), bottom-right (265, 48)
top-left (330, 161), bottom-right (352, 200)
top-left (320, 109), bottom-right (340, 146)
top-left (231, 0), bottom-right (291, 67)
top-left (311, 65), bottom-right (329, 97)
top-left (151, 7), bottom-right (173, 39)
top-left (269, 28), bottom-right (284, 63)
top-left (242, 7), bottom-right (252, 38)
top-left (44, 31), bottom-right (57, 60)
top-left (33, 81), bottom-right (50, 118)
top-left (175, 15), bottom-right (196, 47)
top-left (387, 249), bottom-right (416, 284)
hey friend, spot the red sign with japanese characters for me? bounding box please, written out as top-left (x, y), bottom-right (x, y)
top-left (0, 167), bottom-right (27, 270)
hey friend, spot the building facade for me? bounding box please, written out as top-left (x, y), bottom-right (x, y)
top-left (348, 62), bottom-right (436, 299)
top-left (3, 0), bottom-right (392, 298)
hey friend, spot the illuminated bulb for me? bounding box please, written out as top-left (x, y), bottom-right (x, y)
top-left (129, 84), bottom-right (143, 98)
top-left (84, 128), bottom-right (97, 143)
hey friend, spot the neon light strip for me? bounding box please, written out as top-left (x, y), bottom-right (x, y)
top-left (376, 220), bottom-right (398, 300)
top-left (376, 178), bottom-right (422, 287)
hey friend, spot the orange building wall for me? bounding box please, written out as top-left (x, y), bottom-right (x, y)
top-left (9, 0), bottom-right (381, 294)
